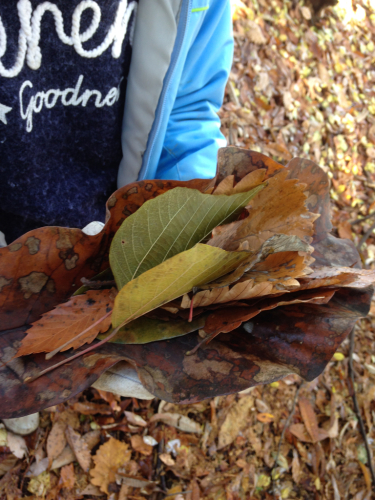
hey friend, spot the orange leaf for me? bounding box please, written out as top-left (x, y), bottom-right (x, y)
top-left (359, 461), bottom-right (372, 491)
top-left (17, 289), bottom-right (115, 357)
top-left (90, 437), bottom-right (131, 494)
top-left (130, 435), bottom-right (153, 456)
top-left (59, 464), bottom-right (75, 491)
top-left (257, 412), bottom-right (275, 423)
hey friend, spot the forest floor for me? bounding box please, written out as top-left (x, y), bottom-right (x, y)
top-left (2, 0), bottom-right (375, 499)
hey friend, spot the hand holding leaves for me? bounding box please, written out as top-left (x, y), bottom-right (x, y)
top-left (2, 147), bottom-right (374, 415)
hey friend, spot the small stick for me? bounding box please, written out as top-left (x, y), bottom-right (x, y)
top-left (45, 310), bottom-right (112, 360)
top-left (350, 211), bottom-right (375, 226)
top-left (357, 219), bottom-right (375, 249)
top-left (185, 330), bottom-right (219, 356)
top-left (348, 328), bottom-right (375, 490)
top-left (25, 324), bottom-right (122, 383)
top-left (272, 382), bottom-right (303, 499)
top-left (80, 277), bottom-right (116, 289)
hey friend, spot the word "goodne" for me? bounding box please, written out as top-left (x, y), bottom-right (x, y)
top-left (0, 0), bottom-right (137, 78)
top-left (20, 74), bottom-right (121, 132)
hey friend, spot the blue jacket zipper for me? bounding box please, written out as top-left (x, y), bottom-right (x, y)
top-left (138, 0), bottom-right (191, 180)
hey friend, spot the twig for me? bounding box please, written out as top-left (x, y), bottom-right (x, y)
top-left (350, 211), bottom-right (375, 226)
top-left (348, 328), bottom-right (375, 490)
top-left (80, 277), bottom-right (116, 289)
top-left (272, 382), bottom-right (303, 500)
top-left (45, 310), bottom-right (112, 360)
top-left (357, 220), bottom-right (375, 250)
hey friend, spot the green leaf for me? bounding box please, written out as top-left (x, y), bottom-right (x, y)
top-left (109, 186), bottom-right (263, 289)
top-left (111, 243), bottom-right (249, 329)
top-left (98, 315), bottom-right (206, 344)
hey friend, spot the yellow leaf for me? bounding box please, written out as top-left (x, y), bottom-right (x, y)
top-left (333, 352), bottom-right (345, 361)
top-left (90, 437), bottom-right (131, 494)
top-left (27, 471), bottom-right (51, 497)
top-left (111, 244), bottom-right (248, 329)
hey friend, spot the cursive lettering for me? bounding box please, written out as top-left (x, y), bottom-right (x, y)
top-left (19, 74), bottom-right (122, 132)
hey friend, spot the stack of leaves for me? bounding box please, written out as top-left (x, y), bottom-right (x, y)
top-left (1, 147), bottom-right (374, 418)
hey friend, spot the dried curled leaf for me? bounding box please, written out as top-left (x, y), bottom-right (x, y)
top-left (209, 169), bottom-right (319, 252)
top-left (201, 233), bottom-right (312, 290)
top-left (182, 247), bottom-right (313, 309)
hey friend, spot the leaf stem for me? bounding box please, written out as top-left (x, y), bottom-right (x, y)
top-left (45, 310), bottom-right (112, 360)
top-left (25, 324), bottom-right (122, 384)
top-left (188, 295), bottom-right (194, 323)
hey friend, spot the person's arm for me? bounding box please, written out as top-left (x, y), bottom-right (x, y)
top-left (155, 0), bottom-right (233, 181)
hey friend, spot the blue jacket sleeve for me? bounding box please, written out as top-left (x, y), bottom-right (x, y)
top-left (155, 0), bottom-right (233, 181)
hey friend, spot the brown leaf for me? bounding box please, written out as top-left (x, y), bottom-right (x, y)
top-left (209, 169), bottom-right (318, 252)
top-left (213, 169), bottom-right (266, 195)
top-left (338, 221), bottom-right (353, 241)
top-left (51, 431), bottom-right (100, 470)
top-left (159, 453), bottom-right (175, 466)
top-left (149, 413), bottom-right (202, 434)
top-left (130, 435), bottom-right (153, 456)
top-left (17, 289), bottom-right (115, 357)
top-left (264, 142), bottom-right (292, 161)
top-left (244, 250), bottom-right (312, 285)
top-left (72, 402), bottom-right (112, 415)
top-left (298, 266), bottom-right (375, 291)
top-left (65, 426), bottom-right (91, 472)
top-left (124, 411), bottom-right (147, 427)
top-left (202, 289), bottom-right (335, 338)
top-left (47, 420), bottom-right (66, 463)
top-left (59, 464), bottom-right (75, 490)
top-left (51, 446), bottom-right (76, 470)
top-left (90, 437), bottom-right (131, 494)
top-left (289, 423), bottom-right (313, 443)
top-left (218, 396), bottom-right (254, 449)
top-left (298, 397), bottom-right (328, 443)
top-left (248, 21), bottom-right (266, 44)
top-left (292, 449), bottom-right (301, 483)
top-left (215, 148), bottom-right (284, 185)
top-left (82, 430), bottom-right (101, 451)
top-left (201, 233), bottom-right (312, 290)
top-left (182, 250), bottom-right (312, 309)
